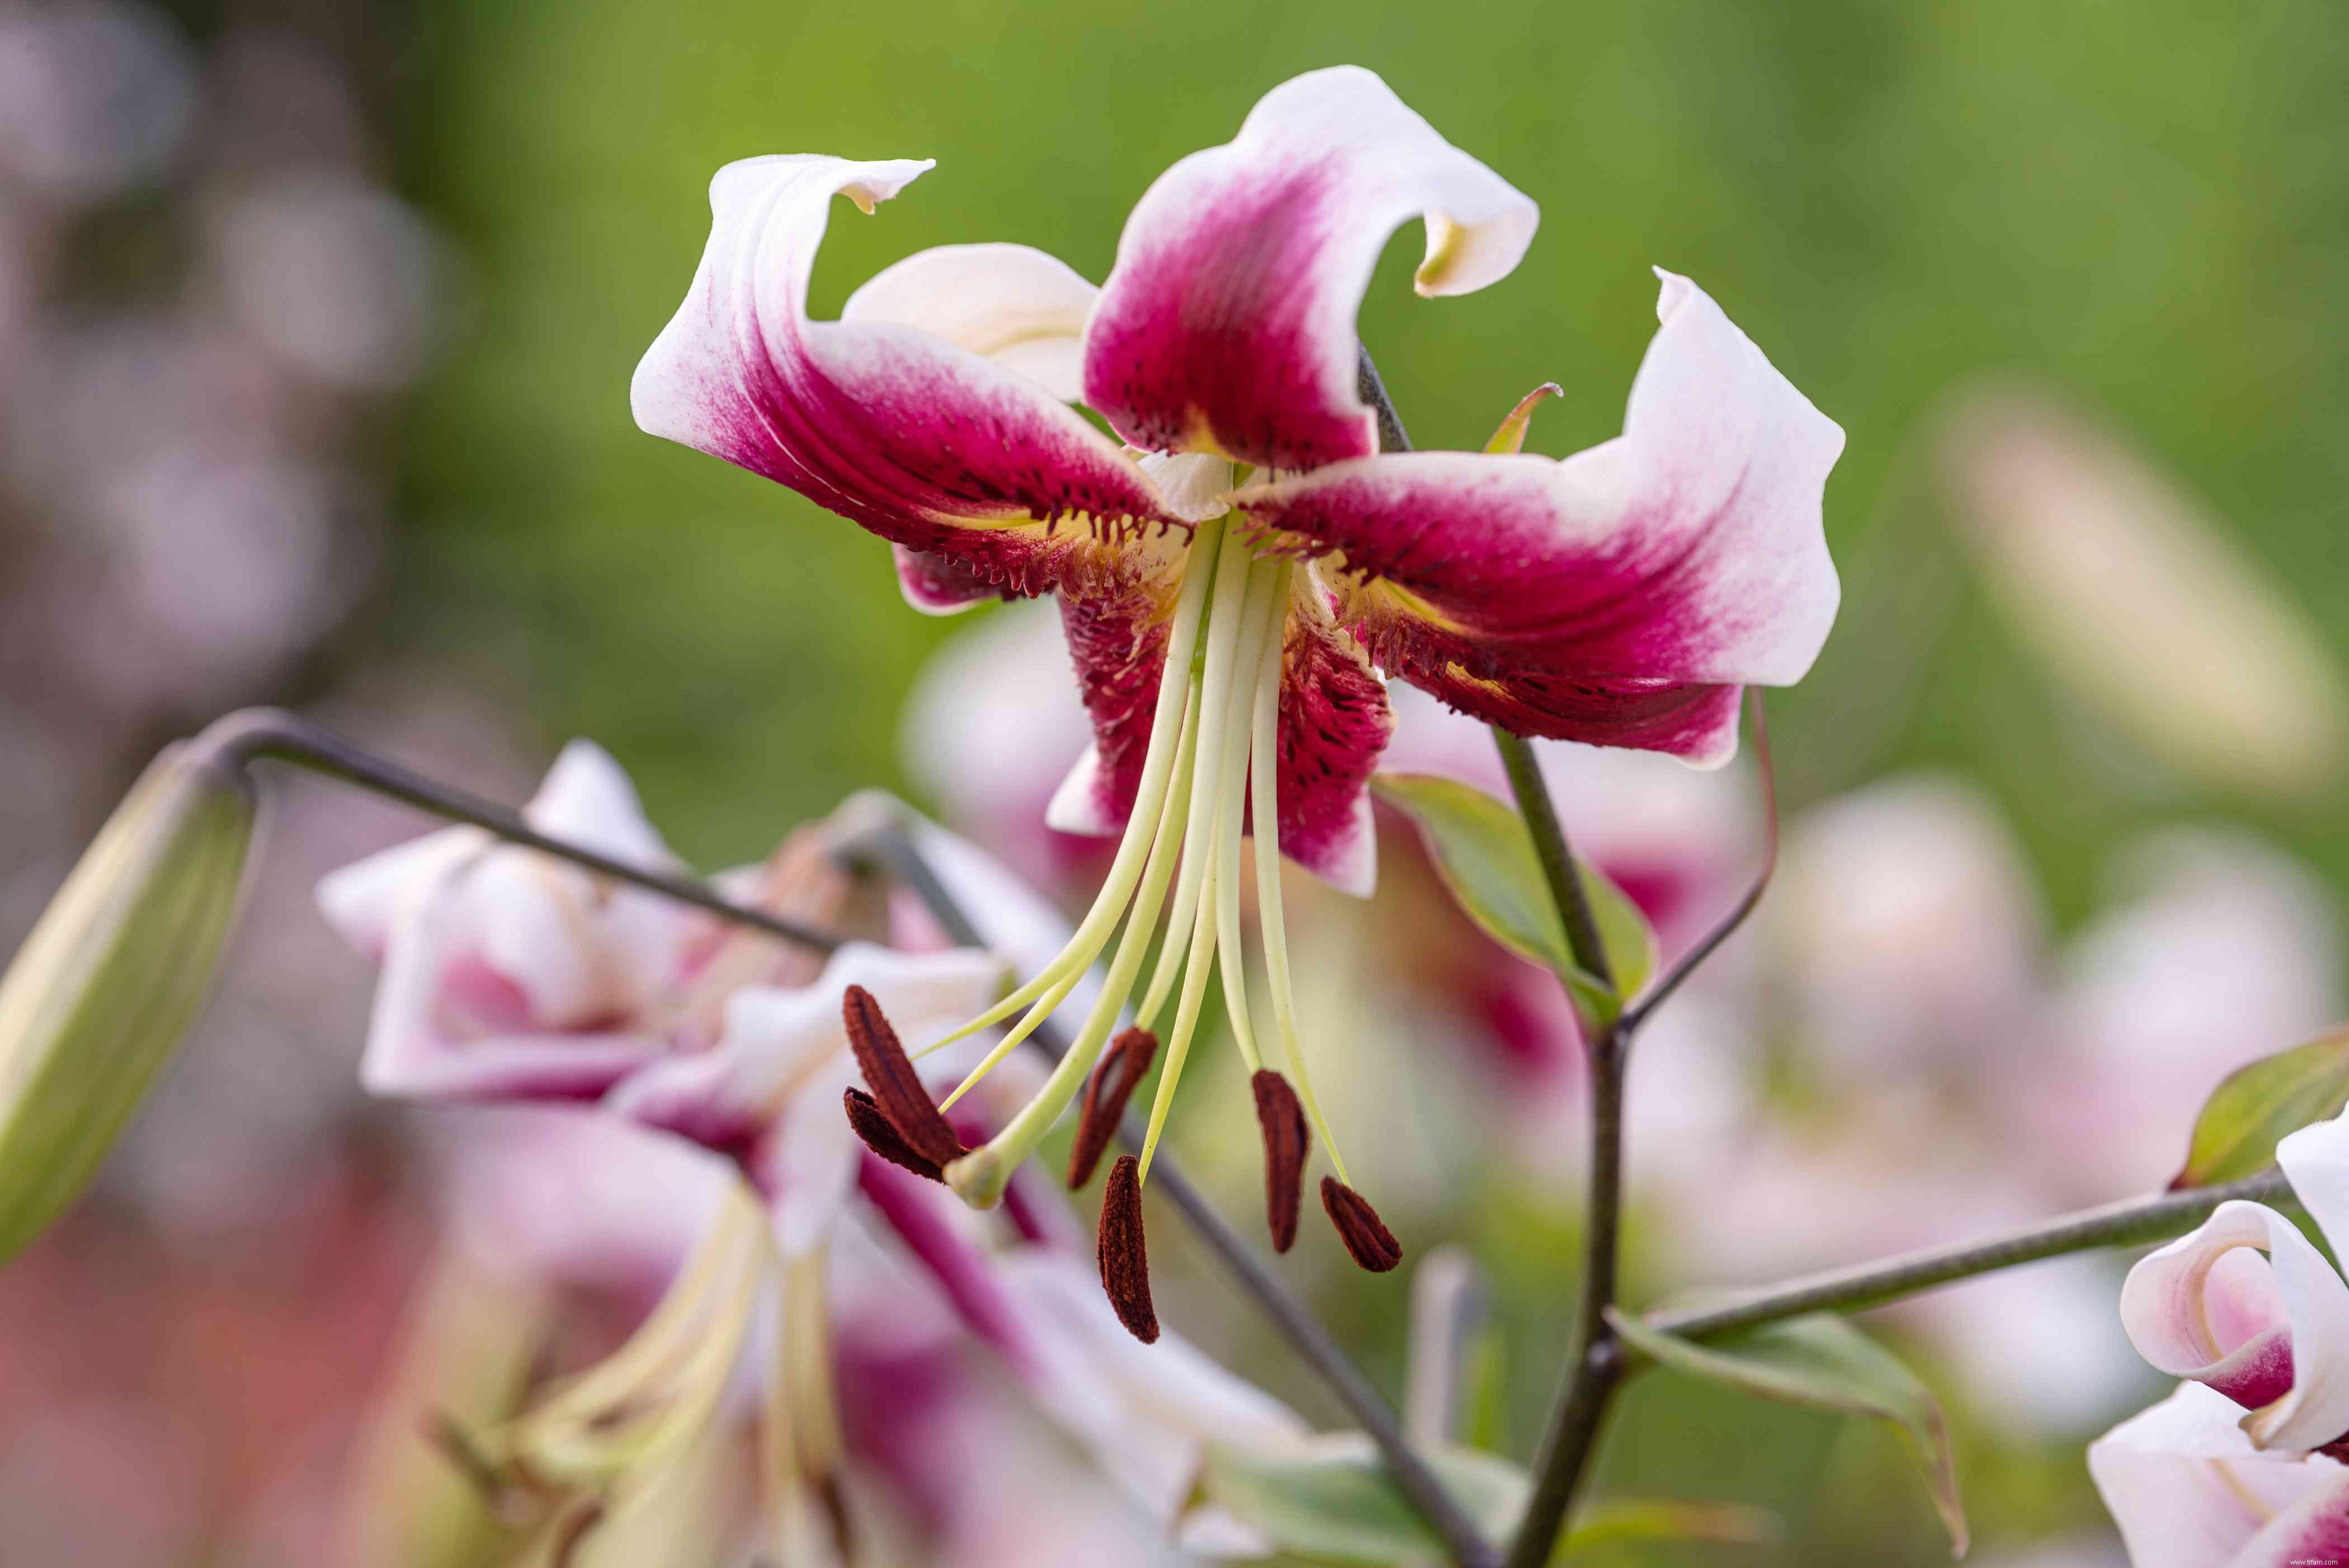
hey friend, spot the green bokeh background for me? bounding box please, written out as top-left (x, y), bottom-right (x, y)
top-left (357, 2), bottom-right (2347, 1560)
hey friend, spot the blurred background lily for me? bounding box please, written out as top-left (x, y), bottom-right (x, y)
top-left (1, 1), bottom-right (2343, 1564)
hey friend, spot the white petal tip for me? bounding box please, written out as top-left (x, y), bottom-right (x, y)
top-left (1044, 744), bottom-right (1122, 837)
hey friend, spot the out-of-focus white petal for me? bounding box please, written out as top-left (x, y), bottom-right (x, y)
top-left (1776, 774), bottom-right (2045, 1076)
top-left (843, 242), bottom-right (1098, 404)
top-left (994, 1250), bottom-right (1308, 1548)
top-left (2119, 1200), bottom-right (2349, 1449)
top-left (2089, 1382), bottom-right (2349, 1568)
top-left (2039, 828), bottom-right (2343, 1194)
top-left (605, 941), bottom-right (1003, 1160)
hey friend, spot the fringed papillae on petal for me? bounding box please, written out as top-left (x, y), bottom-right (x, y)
top-left (1242, 272), bottom-right (1842, 766)
top-left (1263, 570), bottom-right (1389, 894)
top-left (631, 156), bottom-right (1185, 610)
top-left (1084, 67), bottom-right (1536, 471)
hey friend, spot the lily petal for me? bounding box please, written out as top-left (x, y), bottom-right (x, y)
top-left (603, 939), bottom-right (1002, 1151)
top-left (1244, 272), bottom-right (1841, 764)
top-left (993, 1250), bottom-right (1309, 1546)
top-left (2119, 1199), bottom-right (2349, 1449)
top-left (2090, 1381), bottom-right (2349, 1568)
top-left (894, 543), bottom-right (1010, 616)
top-left (323, 742), bottom-right (694, 1101)
top-left (1085, 65), bottom-right (1537, 470)
top-left (632, 155), bottom-right (1178, 601)
top-left (1263, 574), bottom-right (1390, 895)
top-left (843, 241), bottom-right (1098, 403)
top-left (2278, 1115), bottom-right (2349, 1263)
top-left (355, 851), bottom-right (666, 1101)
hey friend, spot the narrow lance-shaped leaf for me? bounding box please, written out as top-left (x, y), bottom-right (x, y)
top-left (1606, 1310), bottom-right (1968, 1558)
top-left (2171, 1026), bottom-right (2349, 1190)
top-left (1370, 773), bottom-right (1657, 1032)
top-left (1560, 1498), bottom-right (1782, 1554)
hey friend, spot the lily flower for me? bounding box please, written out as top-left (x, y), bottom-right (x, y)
top-left (2116, 1114), bottom-right (2349, 1454)
top-left (2090, 1382), bottom-right (2349, 1567)
top-left (631, 64), bottom-right (1842, 1311)
top-left (315, 742), bottom-right (1006, 1254)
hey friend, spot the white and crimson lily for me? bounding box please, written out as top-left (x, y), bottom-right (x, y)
top-left (2087, 1113), bottom-right (2349, 1562)
top-left (2117, 1114), bottom-right (2349, 1453)
top-left (633, 65), bottom-right (1842, 1319)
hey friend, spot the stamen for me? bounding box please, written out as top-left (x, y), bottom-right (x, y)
top-left (843, 1088), bottom-right (945, 1182)
top-left (1211, 553), bottom-right (1290, 1073)
top-left (1322, 1177), bottom-right (1403, 1273)
top-left (1135, 550), bottom-right (1285, 1178)
top-left (1248, 559), bottom-right (1351, 1184)
top-left (942, 685), bottom-right (1199, 1208)
top-left (930, 518), bottom-right (1227, 1050)
top-left (1068, 1027), bottom-right (1158, 1189)
top-left (1097, 1154), bottom-right (1158, 1343)
top-left (1136, 527), bottom-right (1260, 1028)
top-left (1251, 1069), bottom-right (1309, 1253)
top-left (842, 986), bottom-right (963, 1169)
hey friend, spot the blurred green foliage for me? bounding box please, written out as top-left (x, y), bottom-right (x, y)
top-left (379, 1), bottom-right (2348, 1560)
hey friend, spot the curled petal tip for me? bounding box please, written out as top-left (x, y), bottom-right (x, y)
top-left (1098, 1155), bottom-right (1159, 1343)
top-left (1251, 1069), bottom-right (1310, 1253)
top-left (1321, 1176), bottom-right (1403, 1273)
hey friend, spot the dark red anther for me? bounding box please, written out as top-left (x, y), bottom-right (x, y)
top-left (842, 985), bottom-right (964, 1169)
top-left (1321, 1176), bottom-right (1403, 1273)
top-left (1097, 1155), bottom-right (1159, 1343)
top-left (1067, 1027), bottom-right (1159, 1189)
top-left (1251, 1069), bottom-right (1310, 1253)
top-left (843, 1088), bottom-right (946, 1182)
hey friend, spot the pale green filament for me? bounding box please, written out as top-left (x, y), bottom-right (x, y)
top-left (1138, 861), bottom-right (1219, 1180)
top-left (944, 674), bottom-right (1202, 1206)
top-left (1248, 561), bottom-right (1350, 1185)
top-left (1211, 554), bottom-right (1289, 1073)
top-left (930, 516), bottom-right (1225, 1050)
top-left (935, 686), bottom-right (1195, 1108)
top-left (1138, 552), bottom-right (1285, 1179)
top-left (1138, 528), bottom-right (1261, 1027)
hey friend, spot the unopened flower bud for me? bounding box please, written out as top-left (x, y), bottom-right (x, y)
top-left (0, 743), bottom-right (254, 1263)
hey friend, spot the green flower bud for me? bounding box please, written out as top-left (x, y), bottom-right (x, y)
top-left (0, 743), bottom-right (255, 1263)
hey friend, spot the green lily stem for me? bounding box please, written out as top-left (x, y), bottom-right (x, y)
top-left (1649, 1168), bottom-right (2297, 1343)
top-left (1488, 727), bottom-right (1624, 1568)
top-left (1492, 729), bottom-right (1616, 996)
top-left (1356, 343), bottom-right (1597, 1568)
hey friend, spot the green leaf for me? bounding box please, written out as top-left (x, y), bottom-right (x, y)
top-left (1371, 773), bottom-right (1657, 1030)
top-left (1606, 1311), bottom-right (1968, 1557)
top-left (1560, 1498), bottom-right (1782, 1555)
top-left (1192, 1433), bottom-right (1529, 1565)
top-left (2172, 1026), bottom-right (2349, 1189)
